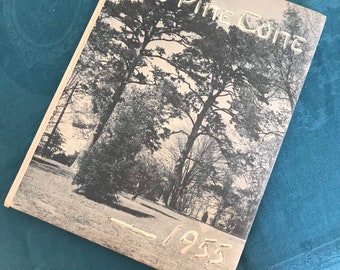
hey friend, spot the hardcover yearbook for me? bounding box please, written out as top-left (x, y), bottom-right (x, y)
top-left (4, 0), bottom-right (325, 269)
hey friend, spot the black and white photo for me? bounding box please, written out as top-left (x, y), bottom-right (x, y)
top-left (5, 0), bottom-right (325, 269)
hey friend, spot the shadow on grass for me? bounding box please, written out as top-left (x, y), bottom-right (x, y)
top-left (140, 202), bottom-right (178, 220)
top-left (31, 156), bottom-right (75, 178)
top-left (31, 157), bottom-right (154, 219)
top-left (110, 202), bottom-right (155, 218)
top-left (78, 192), bottom-right (156, 219)
top-left (32, 155), bottom-right (59, 167)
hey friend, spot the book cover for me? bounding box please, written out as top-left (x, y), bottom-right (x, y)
top-left (4, 0), bottom-right (325, 269)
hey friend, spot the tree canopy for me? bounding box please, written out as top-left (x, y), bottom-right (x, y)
top-left (41, 0), bottom-right (317, 238)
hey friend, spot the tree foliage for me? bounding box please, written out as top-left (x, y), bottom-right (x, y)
top-left (68, 0), bottom-right (316, 239)
top-left (85, 0), bottom-right (218, 147)
top-left (73, 82), bottom-right (178, 203)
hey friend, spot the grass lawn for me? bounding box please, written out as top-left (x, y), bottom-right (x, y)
top-left (12, 157), bottom-right (245, 270)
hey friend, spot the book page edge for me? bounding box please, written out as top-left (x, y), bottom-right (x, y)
top-left (4, 0), bottom-right (107, 208)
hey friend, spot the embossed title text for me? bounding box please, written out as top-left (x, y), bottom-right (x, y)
top-left (160, 0), bottom-right (306, 54)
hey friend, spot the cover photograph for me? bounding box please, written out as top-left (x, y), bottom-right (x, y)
top-left (5, 0), bottom-right (325, 269)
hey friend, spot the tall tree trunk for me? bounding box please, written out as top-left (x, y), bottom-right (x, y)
top-left (70, 24), bottom-right (159, 168)
top-left (164, 176), bottom-right (175, 205)
top-left (88, 27), bottom-right (155, 148)
top-left (89, 82), bottom-right (126, 147)
top-left (212, 203), bottom-right (224, 227)
top-left (287, 87), bottom-right (295, 111)
top-left (41, 82), bottom-right (78, 157)
top-left (168, 93), bottom-right (216, 209)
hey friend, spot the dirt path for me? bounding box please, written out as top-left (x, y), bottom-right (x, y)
top-left (12, 159), bottom-right (245, 270)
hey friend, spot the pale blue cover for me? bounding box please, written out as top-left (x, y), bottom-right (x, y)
top-left (0, 0), bottom-right (338, 269)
